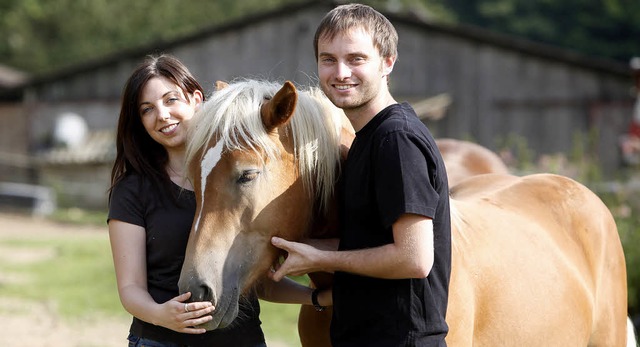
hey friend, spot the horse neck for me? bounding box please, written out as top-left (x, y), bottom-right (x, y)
top-left (308, 171), bottom-right (341, 240)
top-left (308, 118), bottom-right (353, 239)
top-left (295, 91), bottom-right (352, 240)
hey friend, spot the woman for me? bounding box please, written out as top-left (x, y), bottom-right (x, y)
top-left (108, 54), bottom-right (328, 347)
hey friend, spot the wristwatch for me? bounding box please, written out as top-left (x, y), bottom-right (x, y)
top-left (312, 288), bottom-right (326, 312)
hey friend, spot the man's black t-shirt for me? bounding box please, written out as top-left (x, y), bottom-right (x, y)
top-left (331, 102), bottom-right (451, 346)
top-left (108, 173), bottom-right (265, 346)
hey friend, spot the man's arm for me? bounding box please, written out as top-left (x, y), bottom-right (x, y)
top-left (270, 213), bottom-right (434, 281)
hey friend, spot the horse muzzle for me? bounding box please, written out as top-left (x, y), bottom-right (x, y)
top-left (178, 274), bottom-right (241, 330)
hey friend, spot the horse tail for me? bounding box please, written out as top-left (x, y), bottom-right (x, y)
top-left (629, 316), bottom-right (639, 347)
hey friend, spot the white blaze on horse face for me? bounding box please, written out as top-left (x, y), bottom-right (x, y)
top-left (194, 141), bottom-right (224, 233)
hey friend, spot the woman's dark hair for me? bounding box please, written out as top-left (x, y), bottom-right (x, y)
top-left (109, 54), bottom-right (204, 199)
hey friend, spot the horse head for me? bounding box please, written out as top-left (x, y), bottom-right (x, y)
top-left (178, 80), bottom-right (350, 330)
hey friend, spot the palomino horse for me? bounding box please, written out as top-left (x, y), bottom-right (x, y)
top-left (435, 137), bottom-right (510, 186)
top-left (178, 79), bottom-right (342, 346)
top-left (178, 80), bottom-right (630, 346)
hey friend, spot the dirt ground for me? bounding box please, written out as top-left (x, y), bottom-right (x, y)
top-left (0, 212), bottom-right (131, 347)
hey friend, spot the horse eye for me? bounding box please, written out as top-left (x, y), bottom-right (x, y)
top-left (238, 170), bottom-right (260, 184)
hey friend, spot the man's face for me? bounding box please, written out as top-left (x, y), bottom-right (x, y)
top-left (316, 28), bottom-right (394, 114)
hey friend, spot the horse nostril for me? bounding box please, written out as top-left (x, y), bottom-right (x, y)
top-left (190, 283), bottom-right (214, 303)
top-left (201, 284), bottom-right (214, 304)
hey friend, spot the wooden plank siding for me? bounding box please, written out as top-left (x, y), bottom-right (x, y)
top-left (0, 0), bottom-right (634, 210)
top-left (0, 103), bottom-right (33, 183)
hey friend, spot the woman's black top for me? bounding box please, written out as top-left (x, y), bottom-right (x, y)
top-left (108, 173), bottom-right (265, 346)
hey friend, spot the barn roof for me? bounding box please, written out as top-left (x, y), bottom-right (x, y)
top-left (6, 0), bottom-right (632, 92)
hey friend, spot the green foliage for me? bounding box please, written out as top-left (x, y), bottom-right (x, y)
top-left (50, 207), bottom-right (109, 226)
top-left (569, 129), bottom-right (603, 183)
top-left (440, 0), bottom-right (640, 63)
top-left (495, 133), bottom-right (535, 173)
top-left (365, 0), bottom-right (456, 22)
top-left (599, 189), bottom-right (640, 314)
top-left (600, 173), bottom-right (640, 311)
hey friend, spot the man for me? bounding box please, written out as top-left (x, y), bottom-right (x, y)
top-left (270, 4), bottom-right (451, 346)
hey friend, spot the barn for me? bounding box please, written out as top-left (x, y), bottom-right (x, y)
top-left (0, 0), bottom-right (634, 211)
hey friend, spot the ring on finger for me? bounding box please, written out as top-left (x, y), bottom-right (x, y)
top-left (185, 303), bottom-right (190, 312)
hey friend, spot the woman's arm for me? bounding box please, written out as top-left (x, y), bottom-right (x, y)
top-left (108, 219), bottom-right (214, 333)
top-left (256, 276), bottom-right (332, 308)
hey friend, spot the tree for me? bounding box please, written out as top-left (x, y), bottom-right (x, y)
top-left (439, 0), bottom-right (640, 63)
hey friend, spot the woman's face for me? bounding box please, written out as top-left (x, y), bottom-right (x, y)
top-left (138, 76), bottom-right (203, 150)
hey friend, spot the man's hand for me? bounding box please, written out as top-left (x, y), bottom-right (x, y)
top-left (270, 237), bottom-right (325, 281)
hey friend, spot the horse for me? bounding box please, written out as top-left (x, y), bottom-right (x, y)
top-left (435, 137), bottom-right (510, 186)
top-left (178, 79), bottom-right (342, 346)
top-left (178, 80), bottom-right (631, 346)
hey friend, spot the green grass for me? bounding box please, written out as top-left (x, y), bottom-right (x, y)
top-left (49, 207), bottom-right (110, 226)
top-left (260, 300), bottom-right (303, 346)
top-left (0, 229), bottom-right (302, 345)
top-left (0, 233), bottom-right (124, 319)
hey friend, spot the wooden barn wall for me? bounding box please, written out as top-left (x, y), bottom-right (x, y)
top-left (0, 104), bottom-right (28, 156)
top-left (20, 5), bottom-right (634, 173)
top-left (169, 10), bottom-right (321, 91)
top-left (26, 100), bottom-right (120, 151)
top-left (39, 163), bottom-right (111, 209)
top-left (24, 9), bottom-right (326, 146)
top-left (0, 103), bottom-right (32, 183)
top-left (33, 61), bottom-right (138, 102)
top-left (391, 23), bottom-right (633, 169)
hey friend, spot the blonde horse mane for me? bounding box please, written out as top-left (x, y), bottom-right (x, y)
top-left (185, 78), bottom-right (346, 213)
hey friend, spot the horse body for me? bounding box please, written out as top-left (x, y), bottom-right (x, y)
top-left (446, 173), bottom-right (627, 346)
top-left (178, 80), bottom-right (629, 346)
top-left (435, 138), bottom-right (510, 186)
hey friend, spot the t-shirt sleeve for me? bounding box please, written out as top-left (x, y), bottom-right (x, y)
top-left (374, 130), bottom-right (439, 228)
top-left (108, 175), bottom-right (146, 228)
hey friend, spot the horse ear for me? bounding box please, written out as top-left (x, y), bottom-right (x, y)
top-left (215, 81), bottom-right (229, 90)
top-left (261, 81), bottom-right (297, 131)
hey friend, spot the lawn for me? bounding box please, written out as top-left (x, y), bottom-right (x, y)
top-left (0, 222), bottom-right (303, 346)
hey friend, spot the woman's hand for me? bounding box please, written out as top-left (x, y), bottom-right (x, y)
top-left (158, 292), bottom-right (215, 334)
